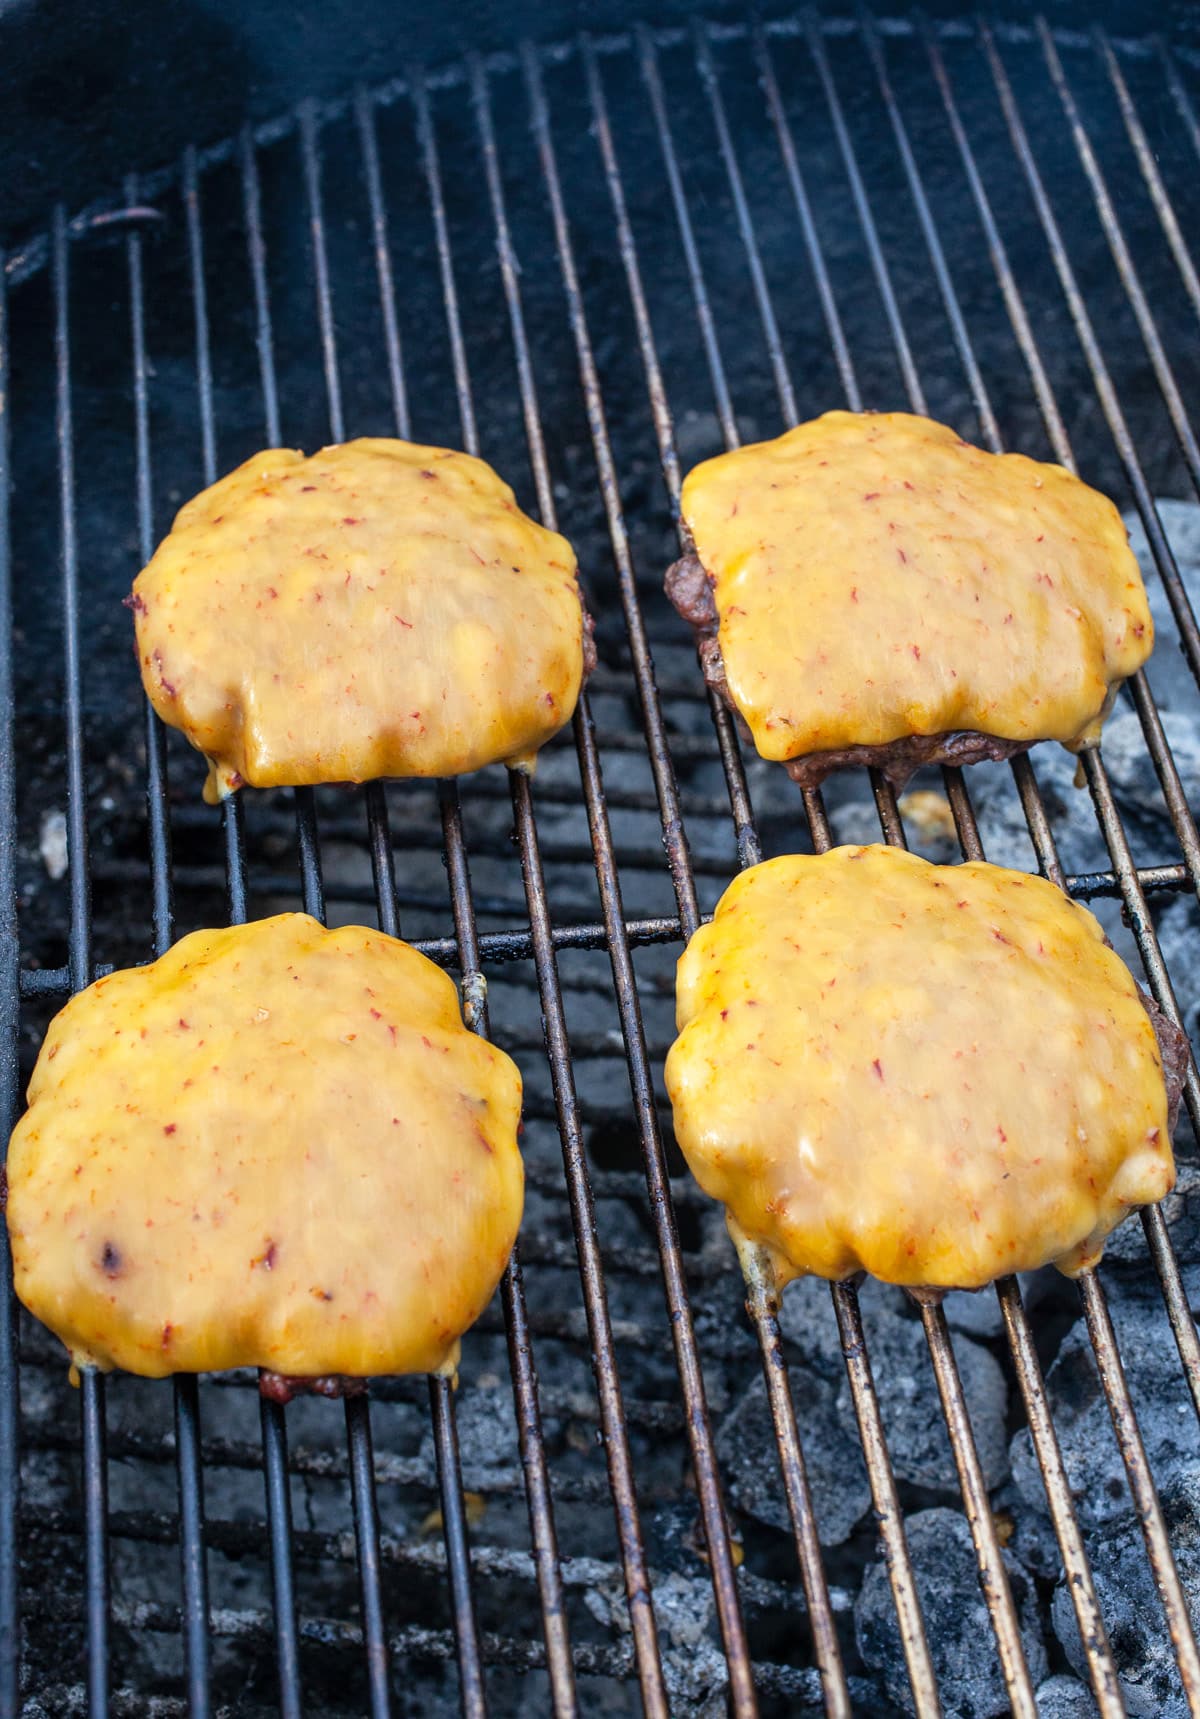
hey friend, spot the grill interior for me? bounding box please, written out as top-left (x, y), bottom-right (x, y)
top-left (3, 10), bottom-right (1200, 1716)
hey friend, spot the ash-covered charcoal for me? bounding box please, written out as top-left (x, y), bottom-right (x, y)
top-left (717, 1369), bottom-right (872, 1548)
top-left (1035, 1673), bottom-right (1105, 1718)
top-left (418, 1376), bottom-right (525, 1488)
top-left (1010, 1283), bottom-right (1200, 1538)
top-left (778, 1274), bottom-right (907, 1373)
top-left (582, 1549), bottom-right (731, 1718)
top-left (856, 1508), bottom-right (1047, 1717)
top-left (779, 1278), bottom-right (1009, 1494)
top-left (967, 745), bottom-right (1113, 878)
top-left (1100, 709), bottom-right (1200, 828)
top-left (939, 1287), bottom-right (1007, 1341)
top-left (990, 1478), bottom-right (1067, 1582)
top-left (1052, 1474), bottom-right (1200, 1716)
top-left (853, 1314), bottom-right (1009, 1495)
top-left (650, 1575), bottom-right (730, 1718)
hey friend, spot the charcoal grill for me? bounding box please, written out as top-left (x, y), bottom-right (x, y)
top-left (3, 8), bottom-right (1200, 1715)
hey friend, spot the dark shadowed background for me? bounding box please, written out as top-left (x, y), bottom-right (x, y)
top-left (2, 0), bottom-right (1198, 238)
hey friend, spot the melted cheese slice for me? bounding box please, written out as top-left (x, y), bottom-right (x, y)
top-left (665, 846), bottom-right (1173, 1291)
top-left (132, 439), bottom-right (586, 803)
top-left (681, 411), bottom-right (1152, 763)
top-left (7, 915), bottom-right (523, 1379)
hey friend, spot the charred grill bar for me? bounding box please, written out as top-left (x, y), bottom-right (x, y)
top-left (3, 10), bottom-right (1200, 1716)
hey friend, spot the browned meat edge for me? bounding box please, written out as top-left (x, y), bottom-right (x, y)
top-left (1142, 986), bottom-right (1189, 1137)
top-left (665, 551), bottom-right (1032, 791)
top-left (259, 1371), bottom-right (370, 1404)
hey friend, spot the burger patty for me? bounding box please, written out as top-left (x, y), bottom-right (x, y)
top-left (665, 550), bottom-right (1032, 790)
top-left (666, 845), bottom-right (1184, 1291)
top-left (1144, 987), bottom-right (1189, 1135)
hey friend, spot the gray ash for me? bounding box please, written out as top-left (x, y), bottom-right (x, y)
top-left (856, 1508), bottom-right (1047, 1718)
top-left (1051, 1475), bottom-right (1200, 1718)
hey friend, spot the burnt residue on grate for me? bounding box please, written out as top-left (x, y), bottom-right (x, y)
top-left (3, 10), bottom-right (1200, 1718)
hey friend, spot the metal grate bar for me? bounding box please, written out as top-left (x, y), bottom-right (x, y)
top-left (629, 24), bottom-right (783, 867)
top-left (126, 178), bottom-right (174, 951)
top-left (54, 201), bottom-right (112, 1719)
top-left (916, 19), bottom-right (1070, 478)
top-left (300, 100), bottom-right (345, 446)
top-left (258, 1396), bottom-right (301, 1719)
top-left (996, 1276), bottom-right (1124, 1715)
top-left (920, 1303), bottom-right (1037, 1714)
top-left (411, 65), bottom-right (477, 458)
top-left (15, 857), bottom-right (1200, 997)
top-left (354, 91), bottom-right (410, 444)
top-left (753, 24), bottom-right (861, 410)
top-left (529, 41), bottom-right (852, 1713)
top-left (626, 29), bottom-right (944, 1712)
top-left (803, 11), bottom-right (925, 415)
top-left (191, 135), bottom-right (304, 1717)
top-left (172, 1379), bottom-right (211, 1716)
top-left (435, 777), bottom-right (577, 1715)
top-left (634, 25), bottom-right (737, 450)
top-left (542, 38), bottom-right (701, 941)
top-left (1038, 22), bottom-right (1200, 498)
top-left (459, 51), bottom-right (673, 1712)
top-left (856, 18), bottom-right (998, 449)
top-left (830, 1282), bottom-right (939, 1714)
top-left (0, 238), bottom-right (19, 1719)
top-left (1162, 38), bottom-right (1200, 166)
top-left (691, 23), bottom-right (797, 425)
top-left (345, 1394), bottom-right (392, 1717)
top-left (125, 171), bottom-right (213, 1717)
top-left (1097, 29), bottom-right (1200, 329)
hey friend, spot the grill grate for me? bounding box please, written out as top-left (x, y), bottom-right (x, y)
top-left (3, 10), bottom-right (1200, 1716)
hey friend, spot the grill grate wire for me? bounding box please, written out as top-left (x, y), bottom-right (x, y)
top-left (656, 15), bottom-right (1200, 1710)
top-left (2, 10), bottom-right (1200, 1716)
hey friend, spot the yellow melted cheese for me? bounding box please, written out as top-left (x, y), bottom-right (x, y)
top-left (7, 914), bottom-right (524, 1380)
top-left (665, 846), bottom-right (1173, 1291)
top-left (132, 439), bottom-right (586, 803)
top-left (680, 411), bottom-right (1153, 763)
